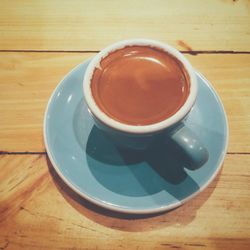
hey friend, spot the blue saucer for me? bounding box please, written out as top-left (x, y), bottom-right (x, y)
top-left (44, 59), bottom-right (228, 214)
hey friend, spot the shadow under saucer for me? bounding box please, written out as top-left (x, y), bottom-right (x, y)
top-left (46, 154), bottom-right (222, 231)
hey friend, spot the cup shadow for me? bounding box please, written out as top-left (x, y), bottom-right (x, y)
top-left (86, 126), bottom-right (200, 200)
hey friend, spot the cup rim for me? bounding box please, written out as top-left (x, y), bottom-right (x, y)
top-left (83, 39), bottom-right (197, 134)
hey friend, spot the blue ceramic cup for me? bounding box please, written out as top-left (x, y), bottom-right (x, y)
top-left (83, 39), bottom-right (208, 168)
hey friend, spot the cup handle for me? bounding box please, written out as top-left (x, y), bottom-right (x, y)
top-left (169, 124), bottom-right (209, 169)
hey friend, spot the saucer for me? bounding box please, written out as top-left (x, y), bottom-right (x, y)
top-left (44, 59), bottom-right (228, 214)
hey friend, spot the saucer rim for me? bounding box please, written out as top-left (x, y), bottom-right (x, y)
top-left (43, 61), bottom-right (229, 214)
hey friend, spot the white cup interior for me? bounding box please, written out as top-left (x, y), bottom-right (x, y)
top-left (83, 39), bottom-right (197, 134)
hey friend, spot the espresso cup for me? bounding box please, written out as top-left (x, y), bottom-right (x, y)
top-left (83, 39), bottom-right (208, 168)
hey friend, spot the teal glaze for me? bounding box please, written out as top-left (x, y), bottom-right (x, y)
top-left (44, 59), bottom-right (228, 213)
top-left (170, 125), bottom-right (209, 169)
top-left (89, 114), bottom-right (155, 151)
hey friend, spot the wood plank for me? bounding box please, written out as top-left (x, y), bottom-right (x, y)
top-left (0, 0), bottom-right (250, 52)
top-left (0, 154), bottom-right (250, 249)
top-left (190, 54), bottom-right (250, 153)
top-left (0, 52), bottom-right (249, 152)
top-left (0, 52), bottom-right (92, 152)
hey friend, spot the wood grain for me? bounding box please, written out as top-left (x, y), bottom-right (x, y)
top-left (0, 52), bottom-right (249, 152)
top-left (0, 0), bottom-right (250, 52)
top-left (0, 154), bottom-right (250, 249)
top-left (0, 52), bottom-right (92, 152)
top-left (0, 1), bottom-right (249, 249)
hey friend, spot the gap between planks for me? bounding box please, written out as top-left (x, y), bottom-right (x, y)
top-left (0, 50), bottom-right (250, 55)
top-left (0, 152), bottom-right (249, 155)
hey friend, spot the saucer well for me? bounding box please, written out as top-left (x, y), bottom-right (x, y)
top-left (44, 59), bottom-right (228, 214)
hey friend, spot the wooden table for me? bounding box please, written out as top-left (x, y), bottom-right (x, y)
top-left (1, 1), bottom-right (250, 249)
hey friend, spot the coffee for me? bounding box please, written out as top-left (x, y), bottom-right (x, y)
top-left (91, 45), bottom-right (190, 125)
